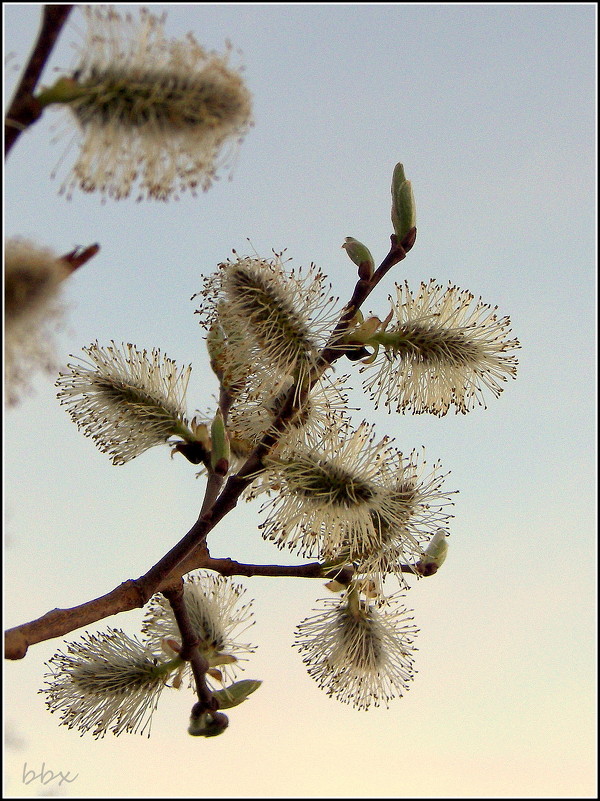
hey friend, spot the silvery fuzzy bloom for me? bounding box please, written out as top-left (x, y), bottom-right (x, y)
top-left (41, 628), bottom-right (171, 738)
top-left (355, 448), bottom-right (454, 585)
top-left (196, 254), bottom-right (339, 392)
top-left (362, 280), bottom-right (520, 416)
top-left (142, 573), bottom-right (255, 687)
top-left (54, 6), bottom-right (253, 200)
top-left (294, 592), bottom-right (418, 709)
top-left (56, 341), bottom-right (194, 464)
top-left (4, 237), bottom-right (71, 406)
top-left (256, 421), bottom-right (454, 568)
top-left (227, 373), bottom-right (351, 464)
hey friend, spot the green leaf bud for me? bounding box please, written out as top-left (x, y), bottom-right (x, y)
top-left (415, 529), bottom-right (448, 576)
top-left (392, 162), bottom-right (407, 186)
top-left (210, 409), bottom-right (230, 474)
top-left (35, 77), bottom-right (87, 108)
top-left (342, 237), bottom-right (375, 278)
top-left (391, 163), bottom-right (417, 242)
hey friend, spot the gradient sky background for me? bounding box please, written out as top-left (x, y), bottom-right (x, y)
top-left (3, 3), bottom-right (596, 797)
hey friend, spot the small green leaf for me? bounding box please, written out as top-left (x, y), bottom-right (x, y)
top-left (212, 679), bottom-right (262, 709)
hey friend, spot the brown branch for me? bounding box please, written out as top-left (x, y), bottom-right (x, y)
top-left (162, 584), bottom-right (218, 712)
top-left (207, 557), bottom-right (418, 580)
top-left (3, 544), bottom-right (210, 660)
top-left (205, 557), bottom-right (354, 582)
top-left (4, 580), bottom-right (146, 660)
top-left (3, 547), bottom-right (422, 660)
top-left (318, 228), bottom-right (417, 367)
top-left (5, 5), bottom-right (74, 157)
top-left (199, 470), bottom-right (226, 517)
top-left (4, 225), bottom-right (419, 660)
top-left (164, 583), bottom-right (229, 736)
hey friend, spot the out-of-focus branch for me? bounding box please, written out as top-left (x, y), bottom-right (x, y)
top-left (5, 5), bottom-right (73, 157)
top-left (59, 243), bottom-right (100, 273)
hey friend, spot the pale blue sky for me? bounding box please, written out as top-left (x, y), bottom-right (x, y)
top-left (3, 3), bottom-right (596, 797)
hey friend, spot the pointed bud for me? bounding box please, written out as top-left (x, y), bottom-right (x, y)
top-left (391, 163), bottom-right (416, 242)
top-left (415, 529), bottom-right (449, 576)
top-left (207, 668), bottom-right (223, 681)
top-left (161, 637), bottom-right (182, 655)
top-left (324, 579), bottom-right (347, 593)
top-left (210, 409), bottom-right (230, 474)
top-left (36, 77), bottom-right (84, 107)
top-left (346, 315), bottom-right (383, 343)
top-left (211, 679), bottom-right (262, 709)
top-left (342, 238), bottom-right (375, 279)
top-left (190, 418), bottom-right (211, 450)
top-left (338, 315), bottom-right (383, 362)
top-left (208, 653), bottom-right (238, 667)
top-left (393, 163), bottom-right (407, 185)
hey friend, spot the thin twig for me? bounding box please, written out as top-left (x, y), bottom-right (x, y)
top-left (162, 585), bottom-right (214, 709)
top-left (318, 229), bottom-right (416, 367)
top-left (206, 557), bottom-right (417, 580)
top-left (5, 5), bottom-right (73, 156)
top-left (163, 584), bottom-right (229, 735)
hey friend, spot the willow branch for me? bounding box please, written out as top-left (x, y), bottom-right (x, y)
top-left (4, 227), bottom-right (418, 660)
top-left (204, 557), bottom-right (353, 581)
top-left (5, 5), bottom-right (73, 157)
top-left (318, 228), bottom-right (416, 367)
top-left (138, 227), bottom-right (420, 587)
top-left (162, 584), bottom-right (216, 711)
top-left (4, 580), bottom-right (147, 660)
top-left (206, 557), bottom-right (418, 580)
